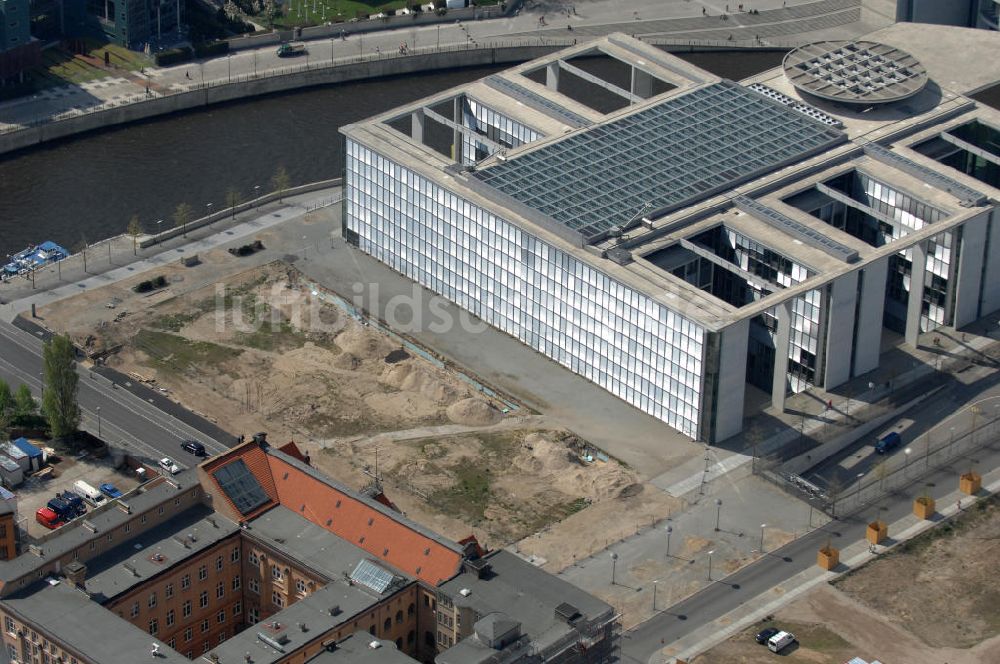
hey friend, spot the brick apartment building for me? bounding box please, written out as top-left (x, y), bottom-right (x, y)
top-left (0, 435), bottom-right (619, 664)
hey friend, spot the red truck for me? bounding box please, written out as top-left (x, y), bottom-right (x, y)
top-left (35, 507), bottom-right (64, 530)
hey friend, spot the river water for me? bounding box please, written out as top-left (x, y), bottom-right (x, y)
top-left (0, 50), bottom-right (786, 257)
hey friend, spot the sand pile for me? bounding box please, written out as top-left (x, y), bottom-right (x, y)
top-left (512, 433), bottom-right (634, 501)
top-left (446, 398), bottom-right (501, 426)
top-left (381, 363), bottom-right (464, 403)
top-left (334, 325), bottom-right (394, 359)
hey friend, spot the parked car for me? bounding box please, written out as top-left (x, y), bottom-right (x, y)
top-left (58, 491), bottom-right (87, 516)
top-left (767, 631), bottom-right (796, 653)
top-left (74, 480), bottom-right (106, 507)
top-left (875, 430), bottom-right (902, 454)
top-left (181, 440), bottom-right (206, 456)
top-left (158, 457), bottom-right (181, 475)
top-left (755, 627), bottom-right (780, 644)
top-left (99, 482), bottom-right (123, 499)
top-left (35, 507), bottom-right (64, 530)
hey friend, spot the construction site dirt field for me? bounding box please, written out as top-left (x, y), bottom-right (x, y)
top-left (36, 260), bottom-right (667, 550)
top-left (694, 495), bottom-right (1000, 664)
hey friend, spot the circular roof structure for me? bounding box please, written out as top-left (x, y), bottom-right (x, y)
top-left (782, 41), bottom-right (928, 105)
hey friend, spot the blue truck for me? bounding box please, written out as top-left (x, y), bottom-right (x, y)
top-left (875, 430), bottom-right (902, 454)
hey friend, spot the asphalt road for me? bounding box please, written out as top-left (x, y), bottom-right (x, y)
top-left (0, 319), bottom-right (231, 469)
top-left (622, 379), bottom-right (1000, 663)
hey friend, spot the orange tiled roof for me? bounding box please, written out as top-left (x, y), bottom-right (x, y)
top-left (201, 443), bottom-right (278, 520)
top-left (266, 455), bottom-right (463, 586)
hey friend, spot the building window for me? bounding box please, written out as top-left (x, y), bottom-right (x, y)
top-left (202, 641), bottom-right (210, 654)
top-left (407, 603), bottom-right (415, 617)
top-left (198, 565), bottom-right (207, 581)
top-left (166, 610), bottom-right (175, 627)
top-left (248, 607), bottom-right (259, 625)
top-left (124, 522), bottom-right (131, 533)
top-left (167, 639), bottom-right (175, 650)
top-left (217, 609), bottom-right (226, 624)
top-left (396, 610), bottom-right (403, 624)
top-left (131, 602), bottom-right (139, 618)
top-left (248, 578), bottom-right (259, 594)
top-left (181, 574), bottom-right (190, 589)
top-left (218, 632), bottom-right (227, 645)
top-left (230, 547), bottom-right (240, 563)
top-left (232, 601), bottom-right (242, 616)
top-left (182, 600), bottom-right (192, 618)
top-left (232, 575), bottom-right (241, 591)
top-left (384, 618), bottom-right (391, 632)
top-left (407, 630), bottom-right (415, 644)
top-left (249, 550), bottom-right (258, 565)
top-left (295, 578), bottom-right (306, 594)
top-left (184, 627), bottom-right (193, 643)
top-left (141, 514), bottom-right (147, 524)
top-left (148, 618), bottom-right (158, 636)
top-left (216, 581), bottom-right (224, 599)
top-left (200, 619), bottom-right (210, 634)
top-left (272, 591), bottom-right (284, 608)
top-left (271, 565), bottom-right (282, 581)
top-left (165, 583), bottom-right (173, 599)
top-left (199, 591), bottom-right (208, 609)
top-left (216, 556), bottom-right (223, 572)
top-left (425, 631), bottom-right (434, 647)
top-left (4, 616), bottom-right (15, 635)
top-left (148, 592), bottom-right (157, 608)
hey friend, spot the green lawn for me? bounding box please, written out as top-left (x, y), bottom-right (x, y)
top-left (263, 0), bottom-right (410, 29)
top-left (83, 39), bottom-right (152, 72)
top-left (134, 330), bottom-right (243, 376)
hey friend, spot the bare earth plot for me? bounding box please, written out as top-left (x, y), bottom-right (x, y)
top-left (694, 496), bottom-right (1000, 664)
top-left (37, 259), bottom-right (659, 550)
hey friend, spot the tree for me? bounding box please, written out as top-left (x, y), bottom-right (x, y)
top-left (41, 335), bottom-right (81, 438)
top-left (127, 215), bottom-right (143, 256)
top-left (14, 384), bottom-right (36, 419)
top-left (272, 166), bottom-right (290, 202)
top-left (0, 379), bottom-right (12, 433)
top-left (173, 202), bottom-right (194, 237)
top-left (226, 187), bottom-right (242, 220)
top-left (75, 236), bottom-right (89, 273)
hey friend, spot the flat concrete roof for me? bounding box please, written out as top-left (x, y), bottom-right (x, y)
top-left (245, 505), bottom-right (412, 587)
top-left (438, 551), bottom-right (613, 654)
top-left (206, 582), bottom-right (389, 664)
top-left (81, 504), bottom-right (240, 603)
top-left (304, 632), bottom-right (417, 664)
top-left (341, 25), bottom-right (1000, 332)
top-left (3, 581), bottom-right (189, 664)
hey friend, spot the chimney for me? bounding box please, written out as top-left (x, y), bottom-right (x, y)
top-left (252, 432), bottom-right (269, 448)
top-left (63, 560), bottom-right (87, 589)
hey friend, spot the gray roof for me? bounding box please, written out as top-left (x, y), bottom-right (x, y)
top-left (473, 80), bottom-right (844, 242)
top-left (81, 504), bottom-right (240, 603)
top-left (439, 551), bottom-right (613, 653)
top-left (207, 582), bottom-right (388, 664)
top-left (245, 505), bottom-right (410, 586)
top-left (0, 469), bottom-right (203, 590)
top-left (304, 631), bottom-right (418, 664)
top-left (2, 581), bottom-right (189, 663)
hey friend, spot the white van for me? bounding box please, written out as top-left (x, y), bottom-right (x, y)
top-left (767, 631), bottom-right (795, 653)
top-left (73, 480), bottom-right (106, 507)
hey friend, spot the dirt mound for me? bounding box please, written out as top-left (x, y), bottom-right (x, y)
top-left (382, 364), bottom-right (464, 403)
top-left (510, 433), bottom-right (633, 501)
top-left (332, 352), bottom-right (361, 370)
top-left (334, 325), bottom-right (394, 359)
top-left (272, 342), bottom-right (339, 373)
top-left (446, 398), bottom-right (500, 426)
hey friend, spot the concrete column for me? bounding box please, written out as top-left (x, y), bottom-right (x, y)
top-left (712, 319), bottom-right (750, 442)
top-left (411, 109), bottom-right (425, 144)
top-left (545, 62), bottom-right (559, 91)
top-left (982, 209), bottom-right (1000, 316)
top-left (631, 67), bottom-right (653, 98)
top-left (853, 257), bottom-right (888, 376)
top-left (452, 97), bottom-right (462, 164)
top-left (823, 271), bottom-right (858, 390)
top-left (905, 240), bottom-right (928, 346)
top-left (771, 301), bottom-right (792, 413)
top-left (953, 212), bottom-right (988, 329)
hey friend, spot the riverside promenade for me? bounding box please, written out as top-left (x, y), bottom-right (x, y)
top-left (0, 0), bottom-right (890, 153)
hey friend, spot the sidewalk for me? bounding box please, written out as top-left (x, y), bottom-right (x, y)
top-left (658, 463), bottom-right (1000, 663)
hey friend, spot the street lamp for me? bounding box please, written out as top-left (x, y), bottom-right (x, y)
top-left (759, 523), bottom-right (766, 553)
top-left (206, 203), bottom-right (214, 225)
top-left (904, 447), bottom-right (912, 476)
top-left (302, 235), bottom-right (308, 260)
top-left (254, 185), bottom-right (262, 208)
top-left (96, 406), bottom-right (102, 438)
top-left (665, 524), bottom-right (673, 557)
top-left (610, 552), bottom-right (618, 586)
top-left (949, 426), bottom-right (956, 456)
top-left (707, 550), bottom-right (715, 580)
top-left (156, 219), bottom-right (164, 244)
top-left (652, 579), bottom-right (657, 610)
top-left (714, 498), bottom-right (722, 531)
top-left (856, 472), bottom-right (865, 498)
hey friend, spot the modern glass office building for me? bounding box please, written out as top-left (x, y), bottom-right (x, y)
top-left (342, 34), bottom-right (1000, 442)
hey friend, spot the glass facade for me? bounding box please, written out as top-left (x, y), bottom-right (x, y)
top-left (460, 98), bottom-right (541, 166)
top-left (346, 139), bottom-right (706, 437)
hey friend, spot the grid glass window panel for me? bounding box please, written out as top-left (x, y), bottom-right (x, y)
top-left (474, 81), bottom-right (843, 240)
top-left (346, 140), bottom-right (706, 437)
top-left (350, 560), bottom-right (397, 594)
top-left (212, 460), bottom-right (269, 515)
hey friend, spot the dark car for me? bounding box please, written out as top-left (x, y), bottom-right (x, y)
top-left (99, 483), bottom-right (123, 499)
top-left (181, 440), bottom-right (206, 456)
top-left (755, 627), bottom-right (780, 644)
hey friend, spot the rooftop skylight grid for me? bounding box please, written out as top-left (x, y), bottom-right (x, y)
top-left (474, 82), bottom-right (843, 240)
